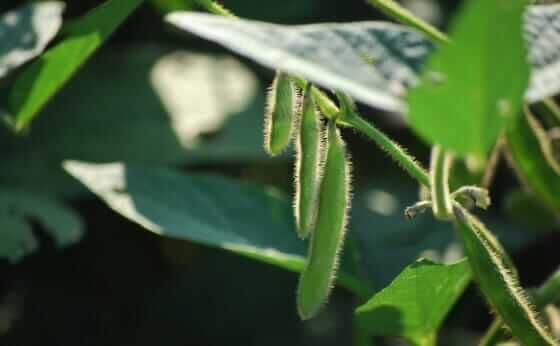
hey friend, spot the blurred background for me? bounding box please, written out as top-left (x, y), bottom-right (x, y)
top-left (0, 0), bottom-right (559, 345)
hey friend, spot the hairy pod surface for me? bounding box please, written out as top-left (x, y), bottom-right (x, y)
top-left (264, 71), bottom-right (297, 156)
top-left (453, 204), bottom-right (557, 346)
top-left (297, 121), bottom-right (351, 320)
top-left (294, 84), bottom-right (324, 239)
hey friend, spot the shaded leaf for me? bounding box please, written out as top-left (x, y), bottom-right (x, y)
top-left (0, 2), bottom-right (63, 79)
top-left (0, 188), bottom-right (84, 262)
top-left (63, 161), bottom-right (370, 297)
top-left (355, 258), bottom-right (471, 345)
top-left (7, 0), bottom-right (144, 131)
top-left (408, 0), bottom-right (529, 157)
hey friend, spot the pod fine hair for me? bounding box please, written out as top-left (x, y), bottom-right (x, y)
top-left (297, 120), bottom-right (352, 320)
top-left (264, 71), bottom-right (299, 156)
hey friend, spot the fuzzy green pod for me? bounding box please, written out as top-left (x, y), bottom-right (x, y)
top-left (297, 120), bottom-right (351, 320)
top-left (294, 84), bottom-right (324, 238)
top-left (453, 204), bottom-right (557, 346)
top-left (264, 72), bottom-right (297, 156)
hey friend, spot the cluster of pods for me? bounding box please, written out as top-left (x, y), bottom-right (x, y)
top-left (264, 72), bottom-right (351, 320)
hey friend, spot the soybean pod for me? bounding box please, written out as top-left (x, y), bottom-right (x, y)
top-left (297, 120), bottom-right (351, 320)
top-left (294, 83), bottom-right (324, 239)
top-left (453, 204), bottom-right (557, 346)
top-left (264, 71), bottom-right (297, 156)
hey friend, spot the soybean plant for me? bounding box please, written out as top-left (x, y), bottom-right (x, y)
top-left (170, 0), bottom-right (560, 345)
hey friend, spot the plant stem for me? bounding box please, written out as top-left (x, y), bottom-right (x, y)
top-left (345, 112), bottom-right (431, 187)
top-left (430, 145), bottom-right (454, 219)
top-left (192, 0), bottom-right (236, 17)
top-left (366, 0), bottom-right (448, 45)
top-left (480, 267), bottom-right (560, 346)
top-left (533, 98), bottom-right (560, 128)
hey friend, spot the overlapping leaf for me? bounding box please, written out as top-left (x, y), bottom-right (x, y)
top-left (166, 5), bottom-right (560, 116)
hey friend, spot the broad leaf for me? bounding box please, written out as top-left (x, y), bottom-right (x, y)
top-left (0, 2), bottom-right (64, 79)
top-left (166, 6), bottom-right (560, 118)
top-left (0, 188), bottom-right (84, 262)
top-left (63, 161), bottom-right (370, 297)
top-left (0, 46), bottom-right (267, 198)
top-left (166, 12), bottom-right (432, 113)
top-left (64, 161), bottom-right (533, 297)
top-left (355, 258), bottom-right (471, 345)
top-left (7, 0), bottom-right (144, 131)
top-left (408, 0), bottom-right (529, 158)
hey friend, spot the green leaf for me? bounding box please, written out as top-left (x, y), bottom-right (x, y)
top-left (63, 161), bottom-right (370, 298)
top-left (0, 45), bottom-right (267, 198)
top-left (166, 12), bottom-right (432, 113)
top-left (7, 0), bottom-right (144, 131)
top-left (453, 206), bottom-right (557, 345)
top-left (355, 258), bottom-right (471, 345)
top-left (0, 2), bottom-right (64, 79)
top-left (408, 0), bottom-right (529, 158)
top-left (0, 188), bottom-right (84, 262)
top-left (505, 111), bottom-right (560, 212)
top-left (166, 5), bottom-right (560, 118)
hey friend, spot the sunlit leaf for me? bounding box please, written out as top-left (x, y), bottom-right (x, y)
top-left (166, 5), bottom-right (560, 117)
top-left (408, 0), bottom-right (529, 157)
top-left (356, 258), bottom-right (471, 345)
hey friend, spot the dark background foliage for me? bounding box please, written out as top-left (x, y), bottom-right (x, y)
top-left (0, 1), bottom-right (558, 345)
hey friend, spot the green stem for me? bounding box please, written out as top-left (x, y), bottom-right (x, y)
top-left (193, 0), bottom-right (236, 17)
top-left (366, 0), bottom-right (448, 45)
top-left (534, 98), bottom-right (560, 129)
top-left (345, 112), bottom-right (431, 188)
top-left (480, 267), bottom-right (560, 345)
top-left (430, 145), bottom-right (453, 219)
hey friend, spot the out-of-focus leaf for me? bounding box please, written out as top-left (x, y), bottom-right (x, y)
top-left (0, 45), bottom-right (266, 198)
top-left (0, 188), bottom-right (84, 262)
top-left (7, 0), bottom-right (144, 131)
top-left (0, 2), bottom-right (64, 79)
top-left (350, 173), bottom-right (533, 290)
top-left (166, 12), bottom-right (432, 113)
top-left (503, 189), bottom-right (558, 227)
top-left (408, 0), bottom-right (529, 158)
top-left (166, 5), bottom-right (560, 116)
top-left (506, 112), bottom-right (560, 213)
top-left (63, 161), bottom-right (370, 297)
top-left (524, 4), bottom-right (560, 102)
top-left (355, 258), bottom-right (471, 345)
